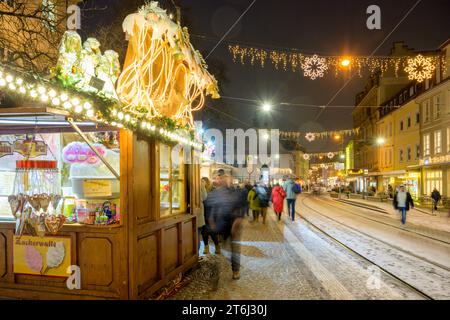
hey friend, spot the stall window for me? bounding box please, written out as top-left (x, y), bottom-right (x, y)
top-left (159, 143), bottom-right (186, 217)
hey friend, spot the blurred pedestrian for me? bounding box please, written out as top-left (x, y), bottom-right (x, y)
top-left (283, 178), bottom-right (301, 222)
top-left (202, 176), bottom-right (221, 255)
top-left (247, 185), bottom-right (261, 222)
top-left (393, 185), bottom-right (414, 225)
top-left (431, 187), bottom-right (441, 211)
top-left (271, 183), bottom-right (286, 221)
top-left (256, 183), bottom-right (270, 224)
top-left (205, 173), bottom-right (243, 280)
top-left (197, 177), bottom-right (208, 252)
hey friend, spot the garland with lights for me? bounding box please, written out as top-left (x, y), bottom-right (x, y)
top-left (280, 128), bottom-right (359, 142)
top-left (229, 45), bottom-right (445, 83)
top-left (0, 65), bottom-right (203, 150)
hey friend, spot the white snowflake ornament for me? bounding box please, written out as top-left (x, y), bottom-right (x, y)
top-left (301, 54), bottom-right (328, 80)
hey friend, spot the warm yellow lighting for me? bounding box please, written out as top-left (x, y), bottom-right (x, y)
top-left (341, 58), bottom-right (351, 67)
top-left (376, 137), bottom-right (385, 145)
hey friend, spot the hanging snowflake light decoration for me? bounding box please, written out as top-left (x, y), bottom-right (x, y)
top-left (303, 153), bottom-right (310, 160)
top-left (305, 132), bottom-right (315, 142)
top-left (327, 152), bottom-right (335, 159)
top-left (301, 54), bottom-right (328, 80)
top-left (404, 54), bottom-right (436, 83)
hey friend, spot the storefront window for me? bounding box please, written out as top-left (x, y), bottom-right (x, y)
top-left (425, 170), bottom-right (442, 196)
top-left (159, 143), bottom-right (186, 217)
top-left (0, 131), bottom-right (121, 224)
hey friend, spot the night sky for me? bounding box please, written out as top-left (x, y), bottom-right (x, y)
top-left (81, 0), bottom-right (450, 152)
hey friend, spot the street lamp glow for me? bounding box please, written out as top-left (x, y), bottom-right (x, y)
top-left (376, 137), bottom-right (386, 145)
top-left (334, 134), bottom-right (341, 140)
top-left (340, 154), bottom-right (345, 159)
top-left (262, 102), bottom-right (272, 112)
top-left (341, 58), bottom-right (351, 67)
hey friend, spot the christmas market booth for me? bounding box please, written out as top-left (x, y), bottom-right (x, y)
top-left (0, 3), bottom-right (219, 300)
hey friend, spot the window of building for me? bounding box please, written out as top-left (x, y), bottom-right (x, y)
top-left (389, 122), bottom-right (393, 137)
top-left (435, 130), bottom-right (442, 154)
top-left (416, 112), bottom-right (420, 125)
top-left (425, 171), bottom-right (442, 196)
top-left (423, 134), bottom-right (430, 157)
top-left (434, 95), bottom-right (441, 119)
top-left (416, 144), bottom-right (420, 159)
top-left (389, 149), bottom-right (392, 165)
top-left (399, 149), bottom-right (404, 162)
top-left (423, 101), bottom-right (430, 123)
top-left (407, 146), bottom-right (412, 161)
top-left (407, 116), bottom-right (411, 128)
top-left (159, 144), bottom-right (186, 217)
top-left (410, 86), bottom-right (415, 97)
top-left (400, 120), bottom-right (404, 131)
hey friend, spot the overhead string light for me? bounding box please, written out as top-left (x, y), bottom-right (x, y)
top-left (228, 45), bottom-right (445, 82)
top-left (280, 128), bottom-right (360, 141)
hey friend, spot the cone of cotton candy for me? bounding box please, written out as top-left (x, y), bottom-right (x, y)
top-left (46, 242), bottom-right (65, 269)
top-left (25, 246), bottom-right (43, 273)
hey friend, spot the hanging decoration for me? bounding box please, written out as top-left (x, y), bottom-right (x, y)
top-left (302, 151), bottom-right (340, 160)
top-left (280, 128), bottom-right (359, 141)
top-left (116, 2), bottom-right (219, 127)
top-left (229, 45), bottom-right (444, 81)
top-left (301, 54), bottom-right (328, 80)
top-left (303, 153), bottom-right (310, 160)
top-left (305, 132), bottom-right (316, 142)
top-left (327, 152), bottom-right (335, 159)
top-left (404, 54), bottom-right (436, 83)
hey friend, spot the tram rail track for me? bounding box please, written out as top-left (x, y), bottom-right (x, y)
top-left (297, 195), bottom-right (444, 300)
top-left (319, 196), bottom-right (450, 245)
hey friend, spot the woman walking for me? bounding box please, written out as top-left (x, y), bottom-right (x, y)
top-left (201, 177), bottom-right (221, 254)
top-left (271, 183), bottom-right (286, 221)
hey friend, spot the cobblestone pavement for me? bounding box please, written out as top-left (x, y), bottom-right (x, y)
top-left (301, 195), bottom-right (450, 299)
top-left (172, 203), bottom-right (424, 300)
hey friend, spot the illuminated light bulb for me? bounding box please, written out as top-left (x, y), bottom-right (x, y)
top-left (151, 126), bottom-right (156, 131)
top-left (111, 122), bottom-right (117, 126)
top-left (16, 78), bottom-right (23, 85)
top-left (83, 102), bottom-right (92, 110)
top-left (117, 112), bottom-right (124, 120)
top-left (117, 123), bottom-right (123, 128)
top-left (37, 86), bottom-right (46, 94)
top-left (19, 87), bottom-right (26, 94)
top-left (146, 123), bottom-right (151, 130)
top-left (60, 93), bottom-right (68, 101)
top-left (5, 75), bottom-right (13, 82)
top-left (141, 121), bottom-right (147, 129)
top-left (63, 101), bottom-right (72, 109)
top-left (30, 90), bottom-right (38, 98)
top-left (71, 98), bottom-right (80, 106)
top-left (74, 105), bottom-right (83, 113)
top-left (51, 97), bottom-right (60, 106)
top-left (41, 94), bottom-right (49, 102)
top-left (124, 114), bottom-right (131, 122)
top-left (111, 109), bottom-right (118, 116)
top-left (341, 59), bottom-right (351, 67)
top-left (8, 83), bottom-right (16, 90)
top-left (48, 89), bottom-right (57, 97)
top-left (0, 79), bottom-right (6, 86)
top-left (160, 128), bottom-right (164, 134)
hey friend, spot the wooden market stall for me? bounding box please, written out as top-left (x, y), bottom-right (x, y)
top-left (0, 3), bottom-right (218, 300)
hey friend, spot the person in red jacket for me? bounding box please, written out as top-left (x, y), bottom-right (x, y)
top-left (271, 183), bottom-right (286, 221)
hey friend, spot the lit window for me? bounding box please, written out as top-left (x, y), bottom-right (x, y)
top-left (407, 146), bottom-right (412, 161)
top-left (423, 134), bottom-right (430, 157)
top-left (435, 130), bottom-right (442, 154)
top-left (434, 95), bottom-right (441, 119)
top-left (399, 149), bottom-right (404, 162)
top-left (159, 143), bottom-right (186, 217)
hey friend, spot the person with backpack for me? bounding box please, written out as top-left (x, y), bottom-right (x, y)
top-left (247, 185), bottom-right (261, 222)
top-left (431, 187), bottom-right (441, 211)
top-left (271, 183), bottom-right (286, 221)
top-left (255, 183), bottom-right (270, 224)
top-left (283, 178), bottom-right (301, 222)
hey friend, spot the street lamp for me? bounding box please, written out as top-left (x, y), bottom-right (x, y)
top-left (376, 137), bottom-right (385, 145)
top-left (262, 102), bottom-right (272, 112)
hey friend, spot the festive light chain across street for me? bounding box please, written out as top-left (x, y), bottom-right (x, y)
top-left (229, 45), bottom-right (444, 82)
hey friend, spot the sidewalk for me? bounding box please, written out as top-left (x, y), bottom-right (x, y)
top-left (332, 196), bottom-right (450, 240)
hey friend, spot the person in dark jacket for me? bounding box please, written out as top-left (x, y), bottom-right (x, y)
top-left (393, 185), bottom-right (414, 225)
top-left (431, 188), bottom-right (441, 210)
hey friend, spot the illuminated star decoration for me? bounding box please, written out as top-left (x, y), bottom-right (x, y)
top-left (404, 54), bottom-right (436, 83)
top-left (305, 132), bottom-right (315, 142)
top-left (303, 153), bottom-right (310, 160)
top-left (327, 152), bottom-right (335, 159)
top-left (301, 54), bottom-right (328, 80)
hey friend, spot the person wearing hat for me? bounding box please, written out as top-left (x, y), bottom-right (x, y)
top-left (393, 184), bottom-right (414, 225)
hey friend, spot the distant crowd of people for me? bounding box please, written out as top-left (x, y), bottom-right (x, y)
top-left (196, 171), bottom-right (303, 280)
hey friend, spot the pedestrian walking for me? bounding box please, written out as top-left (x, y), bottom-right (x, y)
top-left (202, 177), bottom-right (221, 255)
top-left (255, 183), bottom-right (270, 224)
top-left (271, 183), bottom-right (286, 221)
top-left (283, 178), bottom-right (301, 221)
top-left (393, 185), bottom-right (414, 225)
top-left (197, 178), bottom-right (208, 252)
top-left (431, 187), bottom-right (441, 211)
top-left (247, 185), bottom-right (261, 222)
